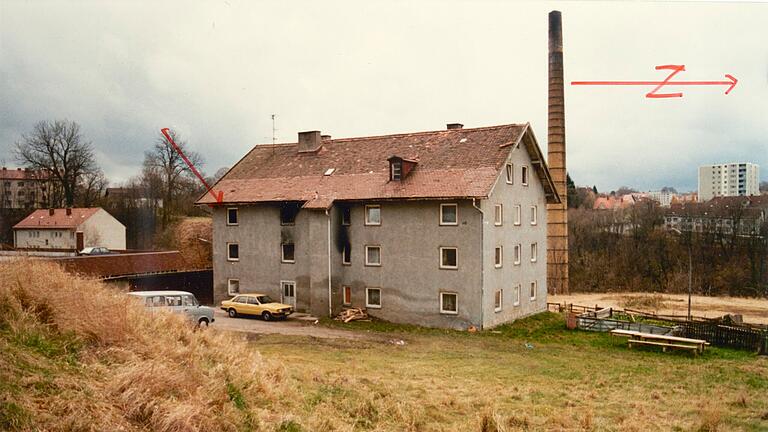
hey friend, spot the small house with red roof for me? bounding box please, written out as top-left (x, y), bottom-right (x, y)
top-left (13, 207), bottom-right (126, 252)
top-left (200, 123), bottom-right (560, 329)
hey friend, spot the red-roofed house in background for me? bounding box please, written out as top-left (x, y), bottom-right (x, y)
top-left (0, 167), bottom-right (52, 209)
top-left (199, 123), bottom-right (561, 329)
top-left (13, 207), bottom-right (126, 253)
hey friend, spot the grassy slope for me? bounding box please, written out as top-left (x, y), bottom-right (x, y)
top-left (254, 314), bottom-right (768, 431)
top-left (0, 259), bottom-right (293, 431)
top-left (1, 259), bottom-right (766, 431)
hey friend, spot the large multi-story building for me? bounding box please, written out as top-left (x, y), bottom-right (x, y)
top-left (698, 162), bottom-right (760, 202)
top-left (199, 123), bottom-right (561, 329)
top-left (0, 167), bottom-right (51, 209)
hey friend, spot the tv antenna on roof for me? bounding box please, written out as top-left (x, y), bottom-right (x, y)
top-left (271, 114), bottom-right (277, 144)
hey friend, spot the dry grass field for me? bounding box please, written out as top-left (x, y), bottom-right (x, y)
top-left (551, 293), bottom-right (768, 325)
top-left (1, 259), bottom-right (767, 431)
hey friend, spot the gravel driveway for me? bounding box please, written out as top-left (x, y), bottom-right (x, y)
top-left (210, 309), bottom-right (384, 341)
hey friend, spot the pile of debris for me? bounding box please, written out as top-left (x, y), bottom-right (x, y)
top-left (335, 308), bottom-right (369, 323)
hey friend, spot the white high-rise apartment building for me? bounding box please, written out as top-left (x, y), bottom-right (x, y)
top-left (698, 162), bottom-right (760, 202)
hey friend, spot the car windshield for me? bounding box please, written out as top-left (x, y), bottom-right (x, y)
top-left (257, 295), bottom-right (274, 304)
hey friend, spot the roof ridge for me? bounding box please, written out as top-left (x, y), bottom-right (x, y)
top-left (250, 123), bottom-right (526, 147)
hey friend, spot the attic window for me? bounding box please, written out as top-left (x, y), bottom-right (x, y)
top-left (391, 162), bottom-right (402, 180)
top-left (324, 168), bottom-right (336, 176)
top-left (388, 156), bottom-right (417, 181)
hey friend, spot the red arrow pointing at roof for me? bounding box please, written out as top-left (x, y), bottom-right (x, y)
top-left (571, 65), bottom-right (737, 98)
top-left (160, 128), bottom-right (223, 204)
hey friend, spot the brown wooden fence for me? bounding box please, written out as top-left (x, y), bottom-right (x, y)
top-left (677, 321), bottom-right (768, 354)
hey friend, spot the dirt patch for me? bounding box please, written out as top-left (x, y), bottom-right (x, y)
top-left (550, 292), bottom-right (768, 325)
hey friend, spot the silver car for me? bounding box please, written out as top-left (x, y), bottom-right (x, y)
top-left (128, 290), bottom-right (215, 327)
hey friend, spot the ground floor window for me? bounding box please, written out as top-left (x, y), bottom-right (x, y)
top-left (440, 292), bottom-right (458, 314)
top-left (514, 285), bottom-right (521, 306)
top-left (343, 285), bottom-right (351, 305)
top-left (366, 288), bottom-right (381, 308)
top-left (494, 290), bottom-right (503, 312)
top-left (227, 279), bottom-right (240, 295)
top-left (530, 281), bottom-right (537, 301)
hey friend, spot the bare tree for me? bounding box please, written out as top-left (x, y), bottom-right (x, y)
top-left (14, 120), bottom-right (98, 207)
top-left (143, 130), bottom-right (204, 227)
top-left (77, 169), bottom-right (108, 207)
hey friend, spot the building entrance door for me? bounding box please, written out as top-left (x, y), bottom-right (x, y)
top-left (281, 281), bottom-right (296, 307)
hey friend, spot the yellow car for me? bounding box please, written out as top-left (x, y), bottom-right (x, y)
top-left (221, 293), bottom-right (293, 321)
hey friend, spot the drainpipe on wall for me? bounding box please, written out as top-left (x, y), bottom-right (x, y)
top-left (472, 198), bottom-right (484, 328)
top-left (326, 209), bottom-right (332, 318)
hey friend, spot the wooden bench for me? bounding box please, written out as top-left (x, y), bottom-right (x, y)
top-left (610, 329), bottom-right (709, 355)
top-left (627, 339), bottom-right (700, 353)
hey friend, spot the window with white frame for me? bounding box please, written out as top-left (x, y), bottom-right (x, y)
top-left (365, 205), bottom-right (381, 225)
top-left (505, 163), bottom-right (514, 184)
top-left (530, 205), bottom-right (537, 225)
top-left (494, 204), bottom-right (503, 226)
top-left (440, 203), bottom-right (458, 226)
top-left (494, 290), bottom-right (503, 312)
top-left (440, 247), bottom-right (458, 269)
top-left (440, 292), bottom-right (458, 314)
top-left (521, 165), bottom-right (529, 185)
top-left (514, 204), bottom-right (522, 226)
top-left (342, 243), bottom-right (351, 265)
top-left (494, 246), bottom-right (503, 268)
top-left (530, 280), bottom-right (537, 300)
top-left (228, 279), bottom-right (240, 295)
top-left (514, 284), bottom-right (521, 306)
top-left (366, 288), bottom-right (381, 308)
top-left (514, 244), bottom-right (521, 265)
top-left (530, 242), bottom-right (537, 262)
top-left (227, 243), bottom-right (239, 261)
top-left (343, 285), bottom-right (351, 305)
top-left (227, 208), bottom-right (238, 225)
top-left (281, 243), bottom-right (295, 263)
top-left (365, 245), bottom-right (381, 266)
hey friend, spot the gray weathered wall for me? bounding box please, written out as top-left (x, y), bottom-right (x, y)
top-left (481, 144), bottom-right (549, 328)
top-left (212, 200), bottom-right (483, 328)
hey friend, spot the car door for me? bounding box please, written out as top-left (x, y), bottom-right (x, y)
top-left (246, 296), bottom-right (261, 315)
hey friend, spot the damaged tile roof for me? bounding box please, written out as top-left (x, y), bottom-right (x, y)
top-left (13, 208), bottom-right (102, 229)
top-left (56, 251), bottom-right (191, 280)
top-left (198, 123), bottom-right (560, 208)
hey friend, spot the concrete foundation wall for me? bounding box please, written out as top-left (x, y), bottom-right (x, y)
top-left (481, 145), bottom-right (549, 328)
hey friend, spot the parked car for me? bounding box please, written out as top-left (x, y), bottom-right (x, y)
top-left (128, 290), bottom-right (215, 327)
top-left (79, 246), bottom-right (113, 255)
top-left (221, 293), bottom-right (293, 321)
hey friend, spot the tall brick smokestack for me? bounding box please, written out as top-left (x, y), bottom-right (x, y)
top-left (547, 10), bottom-right (569, 294)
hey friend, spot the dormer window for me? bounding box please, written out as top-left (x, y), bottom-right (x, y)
top-left (391, 161), bottom-right (402, 180)
top-left (387, 156), bottom-right (418, 181)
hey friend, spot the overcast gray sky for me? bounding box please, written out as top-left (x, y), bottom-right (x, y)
top-left (1, 0), bottom-right (766, 192)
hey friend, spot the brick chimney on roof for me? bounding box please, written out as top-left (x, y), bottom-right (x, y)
top-left (298, 131), bottom-right (322, 153)
top-left (66, 208), bottom-right (72, 216)
top-left (547, 10), bottom-right (569, 295)
top-left (48, 209), bottom-right (55, 216)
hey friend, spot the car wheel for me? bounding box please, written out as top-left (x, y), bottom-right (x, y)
top-left (228, 308), bottom-right (238, 318)
top-left (198, 317), bottom-right (209, 328)
top-left (262, 311), bottom-right (273, 321)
